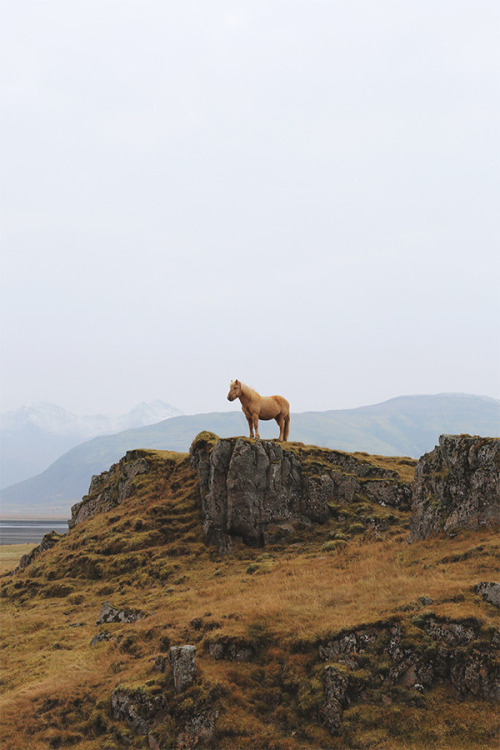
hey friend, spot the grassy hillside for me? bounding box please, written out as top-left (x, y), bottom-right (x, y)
top-left (0, 442), bottom-right (498, 749)
top-left (1, 393), bottom-right (499, 518)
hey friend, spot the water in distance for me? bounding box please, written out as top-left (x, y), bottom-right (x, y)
top-left (0, 520), bottom-right (69, 545)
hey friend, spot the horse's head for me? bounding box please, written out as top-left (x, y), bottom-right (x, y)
top-left (227, 379), bottom-right (242, 401)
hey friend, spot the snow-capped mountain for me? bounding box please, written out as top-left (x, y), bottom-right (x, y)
top-left (0, 400), bottom-right (183, 489)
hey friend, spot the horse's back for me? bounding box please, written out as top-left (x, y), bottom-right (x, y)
top-left (271, 394), bottom-right (290, 414)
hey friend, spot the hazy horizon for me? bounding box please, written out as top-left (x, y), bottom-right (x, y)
top-left (2, 1), bottom-right (499, 417)
top-left (2, 390), bottom-right (499, 422)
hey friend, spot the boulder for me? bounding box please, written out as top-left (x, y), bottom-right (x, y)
top-left (96, 601), bottom-right (145, 624)
top-left (409, 435), bottom-right (500, 541)
top-left (474, 582), bottom-right (500, 609)
top-left (169, 645), bottom-right (197, 691)
top-left (110, 688), bottom-right (168, 736)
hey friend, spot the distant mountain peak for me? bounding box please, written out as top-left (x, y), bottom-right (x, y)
top-left (1, 400), bottom-right (183, 433)
top-left (0, 400), bottom-right (184, 488)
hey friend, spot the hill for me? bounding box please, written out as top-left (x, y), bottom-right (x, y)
top-left (0, 434), bottom-right (498, 749)
top-left (1, 393), bottom-right (499, 518)
top-left (0, 400), bottom-right (183, 489)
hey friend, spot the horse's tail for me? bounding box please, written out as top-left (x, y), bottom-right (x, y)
top-left (284, 412), bottom-right (290, 441)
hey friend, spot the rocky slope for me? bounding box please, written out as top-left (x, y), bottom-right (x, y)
top-left (1, 433), bottom-right (498, 750)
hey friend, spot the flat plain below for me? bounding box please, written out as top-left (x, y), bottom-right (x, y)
top-left (0, 543), bottom-right (34, 576)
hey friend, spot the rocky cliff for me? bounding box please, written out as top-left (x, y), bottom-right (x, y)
top-left (409, 435), bottom-right (500, 542)
top-left (3, 433), bottom-right (499, 750)
top-left (69, 433), bottom-right (499, 552)
top-left (190, 432), bottom-right (412, 553)
top-left (69, 450), bottom-right (153, 528)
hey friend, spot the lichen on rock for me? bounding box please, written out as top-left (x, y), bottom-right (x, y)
top-left (189, 433), bottom-right (412, 553)
top-left (409, 435), bottom-right (500, 541)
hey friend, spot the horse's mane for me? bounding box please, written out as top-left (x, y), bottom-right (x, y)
top-left (240, 382), bottom-right (260, 399)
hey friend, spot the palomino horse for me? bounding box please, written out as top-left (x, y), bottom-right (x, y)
top-left (227, 380), bottom-right (290, 441)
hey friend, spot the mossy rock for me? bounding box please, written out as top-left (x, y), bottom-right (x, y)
top-left (321, 540), bottom-right (347, 552)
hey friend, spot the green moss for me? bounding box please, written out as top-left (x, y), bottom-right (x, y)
top-left (348, 523), bottom-right (366, 536)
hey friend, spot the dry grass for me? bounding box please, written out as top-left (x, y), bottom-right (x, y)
top-left (0, 445), bottom-right (498, 750)
top-left (0, 543), bottom-right (34, 575)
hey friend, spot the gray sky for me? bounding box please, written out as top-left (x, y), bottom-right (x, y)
top-left (1, 0), bottom-right (499, 417)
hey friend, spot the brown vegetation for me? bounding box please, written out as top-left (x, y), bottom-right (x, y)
top-left (0, 444), bottom-right (498, 749)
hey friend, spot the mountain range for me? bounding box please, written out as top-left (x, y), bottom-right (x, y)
top-left (0, 400), bottom-right (183, 489)
top-left (1, 392), bottom-right (498, 519)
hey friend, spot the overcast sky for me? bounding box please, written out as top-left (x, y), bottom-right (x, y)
top-left (1, 0), bottom-right (499, 417)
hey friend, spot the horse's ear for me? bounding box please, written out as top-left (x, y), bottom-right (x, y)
top-left (235, 379), bottom-right (240, 385)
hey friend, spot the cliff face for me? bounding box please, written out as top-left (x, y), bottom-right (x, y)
top-left (189, 432), bottom-right (412, 553)
top-left (69, 450), bottom-right (152, 528)
top-left (4, 434), bottom-right (500, 750)
top-left (409, 435), bottom-right (500, 542)
top-left (69, 433), bottom-right (499, 551)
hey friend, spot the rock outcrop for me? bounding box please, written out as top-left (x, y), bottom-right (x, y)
top-left (111, 688), bottom-right (168, 736)
top-left (475, 582), bottom-right (500, 609)
top-left (319, 616), bottom-right (500, 736)
top-left (69, 450), bottom-right (151, 528)
top-left (190, 433), bottom-right (411, 552)
top-left (96, 600), bottom-right (145, 624)
top-left (170, 645), bottom-right (197, 691)
top-left (16, 529), bottom-right (64, 572)
top-left (409, 435), bottom-right (500, 542)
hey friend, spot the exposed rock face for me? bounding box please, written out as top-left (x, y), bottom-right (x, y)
top-left (176, 709), bottom-right (219, 750)
top-left (90, 630), bottom-right (113, 646)
top-left (319, 616), bottom-right (500, 736)
top-left (190, 433), bottom-right (411, 552)
top-left (96, 600), bottom-right (145, 624)
top-left (16, 529), bottom-right (64, 572)
top-left (110, 688), bottom-right (168, 736)
top-left (204, 635), bottom-right (255, 661)
top-left (69, 451), bottom-right (151, 528)
top-left (409, 435), bottom-right (500, 542)
top-left (170, 645), bottom-right (197, 691)
top-left (475, 582), bottom-right (500, 609)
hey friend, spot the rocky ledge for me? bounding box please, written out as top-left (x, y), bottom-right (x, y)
top-left (190, 432), bottom-right (411, 553)
top-left (69, 450), bottom-right (151, 528)
top-left (409, 435), bottom-right (500, 542)
top-left (319, 615), bottom-right (499, 736)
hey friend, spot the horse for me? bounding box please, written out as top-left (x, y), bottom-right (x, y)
top-left (227, 379), bottom-right (290, 441)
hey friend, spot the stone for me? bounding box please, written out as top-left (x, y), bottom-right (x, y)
top-left (169, 645), bottom-right (197, 691)
top-left (96, 601), bottom-right (145, 624)
top-left (317, 615), bottom-right (500, 735)
top-left (409, 435), bottom-right (500, 542)
top-left (110, 689), bottom-right (168, 736)
top-left (90, 630), bottom-right (113, 646)
top-left (205, 635), bottom-right (255, 661)
top-left (190, 433), bottom-right (412, 552)
top-left (475, 582), bottom-right (500, 609)
top-left (321, 667), bottom-right (350, 736)
top-left (16, 530), bottom-right (63, 572)
top-left (69, 451), bottom-right (150, 528)
top-left (176, 709), bottom-right (219, 749)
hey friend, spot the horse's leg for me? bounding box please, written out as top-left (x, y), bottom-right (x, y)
top-left (284, 414), bottom-right (290, 441)
top-left (252, 413), bottom-right (260, 439)
top-left (275, 414), bottom-right (284, 441)
top-left (246, 416), bottom-right (254, 438)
